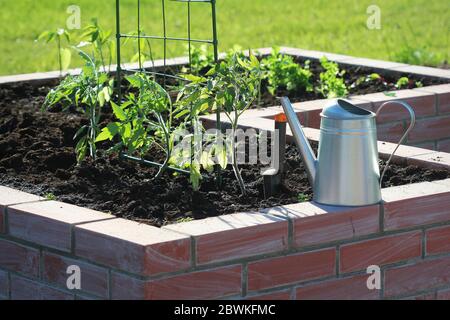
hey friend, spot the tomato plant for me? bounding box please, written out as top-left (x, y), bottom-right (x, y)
top-left (36, 28), bottom-right (72, 76)
top-left (96, 72), bottom-right (174, 179)
top-left (43, 48), bottom-right (113, 162)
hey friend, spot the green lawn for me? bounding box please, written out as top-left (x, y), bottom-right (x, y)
top-left (0, 0), bottom-right (448, 76)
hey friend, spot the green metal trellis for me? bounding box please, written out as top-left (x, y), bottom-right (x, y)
top-left (115, 0), bottom-right (219, 102)
top-left (114, 0), bottom-right (222, 184)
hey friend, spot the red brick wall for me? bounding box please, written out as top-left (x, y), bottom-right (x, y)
top-left (292, 85), bottom-right (450, 153)
top-left (1, 178), bottom-right (450, 300)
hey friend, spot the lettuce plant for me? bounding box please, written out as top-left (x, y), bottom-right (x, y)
top-left (43, 48), bottom-right (113, 162)
top-left (262, 49), bottom-right (313, 95)
top-left (318, 57), bottom-right (348, 98)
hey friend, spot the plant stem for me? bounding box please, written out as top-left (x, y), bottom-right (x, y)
top-left (230, 123), bottom-right (246, 195)
top-left (57, 36), bottom-right (62, 77)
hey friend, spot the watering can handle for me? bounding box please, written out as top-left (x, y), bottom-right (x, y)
top-left (376, 101), bottom-right (416, 187)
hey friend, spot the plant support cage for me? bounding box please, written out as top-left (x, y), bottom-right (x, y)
top-left (114, 0), bottom-right (222, 181)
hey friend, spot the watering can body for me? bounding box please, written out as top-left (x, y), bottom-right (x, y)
top-left (280, 98), bottom-right (415, 207)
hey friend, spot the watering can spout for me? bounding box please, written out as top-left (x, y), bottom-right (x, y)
top-left (280, 97), bottom-right (317, 186)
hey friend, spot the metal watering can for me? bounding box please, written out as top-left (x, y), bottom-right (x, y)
top-left (280, 97), bottom-right (416, 206)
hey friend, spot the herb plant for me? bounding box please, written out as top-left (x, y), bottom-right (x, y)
top-left (262, 49), bottom-right (313, 95)
top-left (43, 48), bottom-right (113, 162)
top-left (318, 57), bottom-right (348, 98)
top-left (37, 28), bottom-right (72, 76)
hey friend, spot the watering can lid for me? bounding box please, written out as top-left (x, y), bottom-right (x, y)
top-left (321, 99), bottom-right (375, 120)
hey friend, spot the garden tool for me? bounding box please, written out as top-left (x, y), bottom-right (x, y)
top-left (280, 97), bottom-right (416, 206)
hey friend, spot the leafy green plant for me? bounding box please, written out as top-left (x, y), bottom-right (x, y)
top-left (36, 28), bottom-right (72, 76)
top-left (318, 57), bottom-right (348, 99)
top-left (43, 48), bottom-right (113, 162)
top-left (262, 49), bottom-right (313, 95)
top-left (80, 18), bottom-right (115, 73)
top-left (396, 76), bottom-right (410, 89)
top-left (297, 193), bottom-right (310, 203)
top-left (96, 72), bottom-right (174, 179)
top-left (44, 192), bottom-right (57, 201)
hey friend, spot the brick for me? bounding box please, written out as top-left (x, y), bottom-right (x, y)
top-left (437, 288), bottom-right (450, 300)
top-left (43, 252), bottom-right (109, 299)
top-left (415, 84), bottom-right (450, 114)
top-left (382, 181), bottom-right (450, 230)
top-left (0, 186), bottom-right (43, 206)
top-left (0, 270), bottom-right (8, 298)
top-left (110, 272), bottom-right (147, 300)
top-left (437, 139), bottom-right (450, 153)
top-left (385, 256), bottom-right (450, 298)
top-left (164, 212), bottom-right (288, 265)
top-left (266, 202), bottom-right (380, 247)
top-left (402, 293), bottom-right (436, 300)
top-left (75, 218), bottom-right (191, 276)
top-left (413, 141), bottom-right (436, 151)
top-left (342, 57), bottom-right (407, 70)
top-left (340, 231), bottom-right (422, 273)
top-left (10, 275), bottom-right (73, 300)
top-left (8, 200), bottom-right (114, 252)
top-left (426, 225), bottom-right (450, 256)
top-left (0, 209), bottom-right (4, 234)
top-left (247, 290), bottom-right (292, 300)
top-left (0, 239), bottom-right (39, 277)
top-left (247, 248), bottom-right (336, 291)
top-left (279, 47), bottom-right (354, 63)
top-left (408, 151), bottom-right (450, 170)
top-left (112, 265), bottom-right (242, 300)
top-left (292, 99), bottom-right (326, 129)
top-left (353, 90), bottom-right (436, 123)
top-left (390, 65), bottom-right (450, 80)
top-left (377, 141), bottom-right (431, 165)
top-left (296, 274), bottom-right (379, 300)
top-left (377, 122), bottom-right (406, 144)
top-left (408, 116), bottom-right (450, 143)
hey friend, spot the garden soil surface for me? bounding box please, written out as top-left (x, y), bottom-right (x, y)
top-left (1, 63), bottom-right (450, 227)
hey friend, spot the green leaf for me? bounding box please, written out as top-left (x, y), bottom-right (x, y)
top-left (111, 101), bottom-right (127, 121)
top-left (216, 145), bottom-right (228, 169)
top-left (95, 123), bottom-right (119, 142)
top-left (181, 74), bottom-right (205, 83)
top-left (174, 108), bottom-right (190, 119)
top-left (73, 125), bottom-right (88, 140)
top-left (102, 86), bottom-right (111, 103)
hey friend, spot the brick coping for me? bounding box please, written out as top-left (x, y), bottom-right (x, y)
top-left (1, 47), bottom-right (449, 85)
top-left (1, 150), bottom-right (450, 274)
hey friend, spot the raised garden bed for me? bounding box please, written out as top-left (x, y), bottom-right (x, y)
top-left (1, 48), bottom-right (450, 300)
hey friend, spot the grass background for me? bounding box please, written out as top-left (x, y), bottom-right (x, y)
top-left (0, 0), bottom-right (448, 76)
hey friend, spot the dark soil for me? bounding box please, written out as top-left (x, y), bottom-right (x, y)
top-left (0, 60), bottom-right (449, 227)
top-left (1, 96), bottom-right (450, 226)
